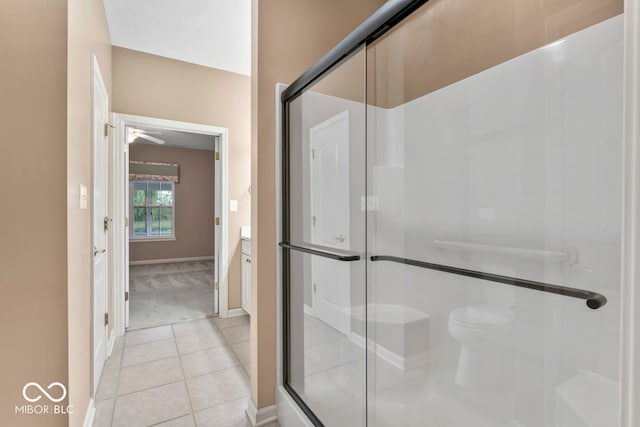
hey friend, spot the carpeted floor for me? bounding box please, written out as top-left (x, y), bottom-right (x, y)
top-left (129, 260), bottom-right (215, 330)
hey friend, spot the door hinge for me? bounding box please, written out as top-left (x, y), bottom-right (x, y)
top-left (311, 149), bottom-right (315, 159)
top-left (104, 216), bottom-right (109, 232)
top-left (312, 216), bottom-right (316, 226)
top-left (313, 283), bottom-right (316, 293)
top-left (104, 123), bottom-right (115, 137)
top-left (104, 313), bottom-right (109, 326)
top-left (124, 217), bottom-right (129, 227)
top-left (215, 152), bottom-right (220, 161)
top-left (215, 282), bottom-right (219, 290)
top-left (215, 217), bottom-right (220, 225)
top-left (124, 291), bottom-right (129, 302)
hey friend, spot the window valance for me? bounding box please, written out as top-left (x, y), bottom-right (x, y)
top-left (129, 161), bottom-right (179, 183)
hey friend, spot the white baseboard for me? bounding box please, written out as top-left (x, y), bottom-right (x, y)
top-left (227, 307), bottom-right (248, 317)
top-left (129, 256), bottom-right (214, 266)
top-left (245, 397), bottom-right (278, 426)
top-left (82, 398), bottom-right (96, 427)
top-left (107, 330), bottom-right (116, 357)
top-left (303, 304), bottom-right (313, 316)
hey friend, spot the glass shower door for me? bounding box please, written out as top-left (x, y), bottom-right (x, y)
top-left (282, 47), bottom-right (368, 426)
top-left (365, 2), bottom-right (623, 427)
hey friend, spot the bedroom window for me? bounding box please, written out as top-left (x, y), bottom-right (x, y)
top-left (130, 180), bottom-right (175, 239)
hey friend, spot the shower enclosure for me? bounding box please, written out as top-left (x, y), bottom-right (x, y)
top-left (280, 1), bottom-right (624, 426)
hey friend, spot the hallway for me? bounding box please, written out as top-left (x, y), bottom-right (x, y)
top-left (92, 315), bottom-right (265, 427)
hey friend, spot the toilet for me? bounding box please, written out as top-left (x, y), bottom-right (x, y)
top-left (448, 285), bottom-right (515, 390)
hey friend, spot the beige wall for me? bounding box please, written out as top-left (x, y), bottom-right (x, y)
top-left (0, 1), bottom-right (69, 426)
top-left (129, 144), bottom-right (215, 262)
top-left (369, 0), bottom-right (623, 108)
top-left (250, 0), bottom-right (385, 409)
top-left (67, 0), bottom-right (112, 425)
top-left (112, 47), bottom-right (251, 309)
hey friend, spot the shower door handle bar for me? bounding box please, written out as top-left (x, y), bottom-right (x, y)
top-left (280, 241), bottom-right (361, 261)
top-left (433, 239), bottom-right (573, 263)
top-left (370, 255), bottom-right (606, 309)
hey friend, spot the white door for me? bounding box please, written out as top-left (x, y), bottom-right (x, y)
top-left (92, 56), bottom-right (109, 394)
top-left (124, 144), bottom-right (130, 328)
top-left (214, 136), bottom-right (221, 315)
top-left (310, 111), bottom-right (351, 335)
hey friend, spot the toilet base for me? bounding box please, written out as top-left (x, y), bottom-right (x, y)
top-left (454, 344), bottom-right (514, 390)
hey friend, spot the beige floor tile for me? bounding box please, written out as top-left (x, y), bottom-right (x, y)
top-left (214, 315), bottom-right (249, 329)
top-left (230, 341), bottom-right (250, 364)
top-left (126, 325), bottom-right (174, 346)
top-left (122, 338), bottom-right (177, 367)
top-left (118, 357), bottom-right (184, 395)
top-left (193, 397), bottom-right (249, 427)
top-left (219, 324), bottom-right (249, 344)
top-left (176, 330), bottom-right (226, 354)
top-left (153, 414), bottom-right (196, 427)
top-left (187, 367), bottom-right (250, 411)
top-left (95, 367), bottom-right (119, 401)
top-left (92, 397), bottom-right (114, 427)
top-left (181, 346), bottom-right (240, 378)
top-left (173, 318), bottom-right (219, 337)
top-left (112, 381), bottom-right (191, 427)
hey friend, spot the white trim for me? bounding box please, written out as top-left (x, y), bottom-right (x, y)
top-left (245, 398), bottom-right (278, 426)
top-left (107, 329), bottom-right (116, 357)
top-left (111, 113), bottom-right (230, 333)
top-left (275, 83), bottom-right (286, 393)
top-left (130, 237), bottom-right (177, 243)
top-left (227, 307), bottom-right (249, 317)
top-left (303, 304), bottom-right (313, 316)
top-left (82, 398), bottom-right (96, 427)
top-left (621, 2), bottom-right (640, 426)
top-left (129, 256), bottom-right (214, 266)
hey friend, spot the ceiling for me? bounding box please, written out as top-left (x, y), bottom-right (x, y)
top-left (129, 126), bottom-right (216, 151)
top-left (103, 0), bottom-right (251, 76)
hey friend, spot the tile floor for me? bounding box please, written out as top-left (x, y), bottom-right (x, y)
top-left (93, 315), bottom-right (271, 427)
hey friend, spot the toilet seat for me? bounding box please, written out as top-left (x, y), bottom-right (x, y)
top-left (449, 304), bottom-right (513, 330)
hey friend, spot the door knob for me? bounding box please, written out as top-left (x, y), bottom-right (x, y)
top-left (94, 247), bottom-right (106, 256)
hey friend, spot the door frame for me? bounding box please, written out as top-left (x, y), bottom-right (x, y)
top-left (110, 113), bottom-right (230, 336)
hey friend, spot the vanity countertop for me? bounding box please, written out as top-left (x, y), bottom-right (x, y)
top-left (241, 226), bottom-right (251, 241)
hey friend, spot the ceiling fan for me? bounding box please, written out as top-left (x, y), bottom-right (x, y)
top-left (127, 127), bottom-right (165, 145)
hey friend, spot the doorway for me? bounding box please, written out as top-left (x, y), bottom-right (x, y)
top-left (110, 114), bottom-right (230, 335)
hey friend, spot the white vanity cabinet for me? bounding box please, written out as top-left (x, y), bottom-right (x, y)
top-left (241, 238), bottom-right (251, 315)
